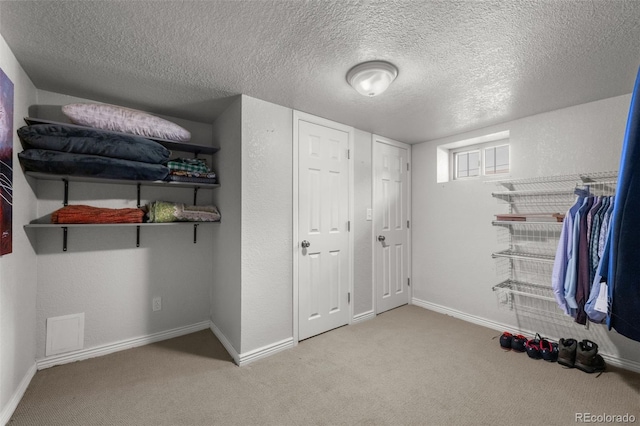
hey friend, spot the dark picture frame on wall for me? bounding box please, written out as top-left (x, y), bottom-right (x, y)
top-left (0, 67), bottom-right (14, 256)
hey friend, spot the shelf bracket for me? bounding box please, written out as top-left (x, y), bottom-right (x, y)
top-left (62, 226), bottom-right (68, 252)
top-left (193, 223), bottom-right (198, 244)
top-left (193, 187), bottom-right (199, 205)
top-left (63, 179), bottom-right (69, 206)
top-left (136, 225), bottom-right (140, 247)
top-left (137, 183), bottom-right (141, 208)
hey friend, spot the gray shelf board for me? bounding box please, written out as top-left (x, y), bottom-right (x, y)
top-left (25, 171), bottom-right (219, 189)
top-left (23, 117), bottom-right (220, 155)
top-left (25, 221), bottom-right (220, 228)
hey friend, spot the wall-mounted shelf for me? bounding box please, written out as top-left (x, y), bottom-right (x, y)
top-left (491, 249), bottom-right (555, 263)
top-left (24, 160), bottom-right (220, 251)
top-left (25, 171), bottom-right (219, 190)
top-left (24, 117), bottom-right (219, 156)
top-left (492, 220), bottom-right (564, 227)
top-left (25, 221), bottom-right (217, 228)
top-left (24, 221), bottom-right (218, 251)
top-left (492, 279), bottom-right (556, 302)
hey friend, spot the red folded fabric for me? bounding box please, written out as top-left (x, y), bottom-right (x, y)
top-left (51, 205), bottom-right (145, 224)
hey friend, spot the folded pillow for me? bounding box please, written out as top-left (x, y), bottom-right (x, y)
top-left (62, 103), bottom-right (191, 142)
top-left (18, 149), bottom-right (170, 181)
top-left (18, 124), bottom-right (170, 164)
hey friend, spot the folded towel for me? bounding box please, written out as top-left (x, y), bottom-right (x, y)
top-left (51, 205), bottom-right (145, 224)
top-left (166, 158), bottom-right (210, 174)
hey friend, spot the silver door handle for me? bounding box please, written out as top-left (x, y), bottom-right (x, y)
top-left (377, 235), bottom-right (385, 242)
top-left (301, 240), bottom-right (311, 248)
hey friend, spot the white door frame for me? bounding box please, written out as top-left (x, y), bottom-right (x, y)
top-left (372, 134), bottom-right (412, 314)
top-left (293, 110), bottom-right (355, 345)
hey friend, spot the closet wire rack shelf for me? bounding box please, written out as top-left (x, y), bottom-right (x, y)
top-left (489, 171), bottom-right (618, 323)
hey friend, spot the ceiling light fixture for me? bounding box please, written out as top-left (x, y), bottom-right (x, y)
top-left (346, 60), bottom-right (398, 97)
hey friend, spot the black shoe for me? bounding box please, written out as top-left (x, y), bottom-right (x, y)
top-left (511, 334), bottom-right (527, 352)
top-left (540, 339), bottom-right (558, 362)
top-left (575, 340), bottom-right (606, 374)
top-left (525, 338), bottom-right (541, 359)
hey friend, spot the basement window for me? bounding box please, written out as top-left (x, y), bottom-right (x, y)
top-left (436, 131), bottom-right (510, 183)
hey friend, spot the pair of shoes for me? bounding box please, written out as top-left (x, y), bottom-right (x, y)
top-left (557, 338), bottom-right (606, 373)
top-left (524, 333), bottom-right (558, 361)
top-left (499, 332), bottom-right (527, 352)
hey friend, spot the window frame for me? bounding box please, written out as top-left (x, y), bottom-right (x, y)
top-left (453, 149), bottom-right (480, 180)
top-left (451, 140), bottom-right (510, 181)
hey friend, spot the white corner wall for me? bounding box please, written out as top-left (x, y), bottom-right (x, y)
top-left (0, 34), bottom-right (38, 423)
top-left (211, 96), bottom-right (242, 354)
top-left (412, 94), bottom-right (640, 369)
top-left (240, 96), bottom-right (293, 354)
top-left (353, 129), bottom-right (373, 318)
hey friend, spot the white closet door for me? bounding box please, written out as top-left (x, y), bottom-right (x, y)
top-left (373, 135), bottom-right (411, 314)
top-left (297, 119), bottom-right (351, 341)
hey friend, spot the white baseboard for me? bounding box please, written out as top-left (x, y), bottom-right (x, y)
top-left (353, 310), bottom-right (375, 323)
top-left (1, 363), bottom-right (36, 425)
top-left (411, 298), bottom-right (514, 334)
top-left (238, 337), bottom-right (294, 366)
top-left (209, 322), bottom-right (293, 366)
top-left (412, 297), bottom-right (640, 374)
top-left (36, 320), bottom-right (211, 370)
top-left (209, 322), bottom-right (240, 365)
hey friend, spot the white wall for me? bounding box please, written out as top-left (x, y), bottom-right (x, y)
top-left (0, 34), bottom-right (38, 422)
top-left (353, 129), bottom-right (373, 317)
top-left (29, 91), bottom-right (216, 359)
top-left (240, 96), bottom-right (293, 353)
top-left (412, 94), bottom-right (640, 367)
top-left (210, 96), bottom-right (243, 353)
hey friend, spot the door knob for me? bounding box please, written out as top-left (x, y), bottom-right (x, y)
top-left (377, 235), bottom-right (385, 242)
top-left (301, 240), bottom-right (311, 248)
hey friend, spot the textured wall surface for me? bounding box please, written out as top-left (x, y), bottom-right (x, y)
top-left (2, 1), bottom-right (640, 143)
top-left (412, 94), bottom-right (640, 364)
top-left (353, 129), bottom-right (373, 317)
top-left (210, 96), bottom-right (242, 352)
top-left (0, 33), bottom-right (38, 421)
top-left (240, 96), bottom-right (293, 353)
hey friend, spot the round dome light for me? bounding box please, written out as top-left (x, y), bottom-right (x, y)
top-left (346, 60), bottom-right (398, 97)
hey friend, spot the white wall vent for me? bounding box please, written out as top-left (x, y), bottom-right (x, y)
top-left (45, 313), bottom-right (85, 356)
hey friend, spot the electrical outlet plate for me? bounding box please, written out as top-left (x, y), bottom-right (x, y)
top-left (152, 297), bottom-right (162, 311)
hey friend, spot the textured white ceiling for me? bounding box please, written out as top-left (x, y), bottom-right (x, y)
top-left (1, 1), bottom-right (640, 144)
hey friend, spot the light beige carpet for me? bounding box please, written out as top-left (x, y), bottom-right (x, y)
top-left (10, 305), bottom-right (640, 425)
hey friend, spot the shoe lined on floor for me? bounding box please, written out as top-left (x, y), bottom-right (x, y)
top-left (525, 335), bottom-right (542, 359)
top-left (540, 339), bottom-right (558, 362)
top-left (499, 332), bottom-right (513, 350)
top-left (575, 339), bottom-right (606, 374)
top-left (558, 338), bottom-right (577, 368)
top-left (511, 334), bottom-right (527, 352)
